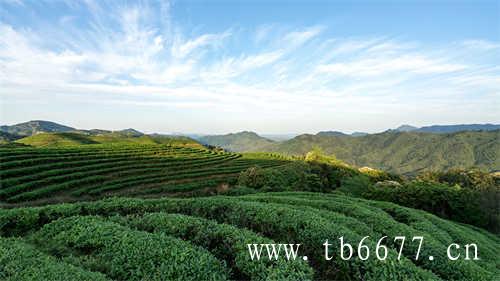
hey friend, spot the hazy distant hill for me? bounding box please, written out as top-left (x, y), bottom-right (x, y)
top-left (0, 120), bottom-right (75, 136)
top-left (198, 131), bottom-right (274, 151)
top-left (390, 124), bottom-right (500, 133)
top-left (116, 128), bottom-right (144, 137)
top-left (316, 131), bottom-right (349, 137)
top-left (260, 134), bottom-right (298, 141)
top-left (395, 124), bottom-right (418, 132)
top-left (73, 129), bottom-right (112, 135)
top-left (417, 124), bottom-right (500, 133)
top-left (351, 132), bottom-right (368, 137)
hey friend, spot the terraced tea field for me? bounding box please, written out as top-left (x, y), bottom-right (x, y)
top-left (0, 192), bottom-right (498, 280)
top-left (0, 145), bottom-right (289, 205)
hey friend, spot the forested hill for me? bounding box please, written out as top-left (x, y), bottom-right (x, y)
top-left (202, 130), bottom-right (500, 175)
top-left (198, 131), bottom-right (275, 151)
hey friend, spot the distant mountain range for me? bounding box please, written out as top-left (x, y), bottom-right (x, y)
top-left (2, 120), bottom-right (498, 174)
top-left (393, 123), bottom-right (500, 133)
top-left (198, 131), bottom-right (274, 151)
top-left (198, 130), bottom-right (499, 175)
top-left (0, 120), bottom-right (75, 136)
top-left (394, 125), bottom-right (419, 132)
top-left (0, 120), bottom-right (201, 147)
top-left (0, 120), bottom-right (144, 138)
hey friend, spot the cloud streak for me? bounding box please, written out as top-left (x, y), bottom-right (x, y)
top-left (0, 1), bottom-right (499, 133)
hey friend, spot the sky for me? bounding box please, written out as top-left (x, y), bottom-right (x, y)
top-left (1, 0), bottom-right (499, 134)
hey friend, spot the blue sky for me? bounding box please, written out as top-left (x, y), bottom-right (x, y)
top-left (1, 0), bottom-right (499, 134)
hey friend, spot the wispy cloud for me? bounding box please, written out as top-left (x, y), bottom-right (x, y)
top-left (0, 1), bottom-right (499, 133)
top-left (316, 55), bottom-right (466, 76)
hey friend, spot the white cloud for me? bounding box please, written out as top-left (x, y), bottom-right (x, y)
top-left (171, 31), bottom-right (231, 59)
top-left (282, 25), bottom-right (323, 47)
top-left (1, 1), bottom-right (499, 132)
top-left (201, 50), bottom-right (284, 81)
top-left (317, 54), bottom-right (466, 76)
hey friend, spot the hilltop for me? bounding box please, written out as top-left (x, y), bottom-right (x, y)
top-left (417, 123), bottom-right (500, 133)
top-left (15, 132), bottom-right (202, 148)
top-left (200, 130), bottom-right (499, 175)
top-left (0, 120), bottom-right (146, 139)
top-left (198, 131), bottom-right (274, 151)
top-left (394, 124), bottom-right (419, 132)
top-left (0, 120), bottom-right (75, 136)
top-left (3, 120), bottom-right (499, 174)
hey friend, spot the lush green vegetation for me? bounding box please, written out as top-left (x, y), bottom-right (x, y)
top-left (0, 193), bottom-right (497, 280)
top-left (199, 131), bottom-right (275, 152)
top-left (0, 139), bottom-right (498, 280)
top-left (0, 145), bottom-right (289, 205)
top-left (14, 132), bottom-right (202, 147)
top-left (231, 151), bottom-right (499, 233)
top-left (200, 130), bottom-right (500, 175)
top-left (363, 169), bottom-right (500, 233)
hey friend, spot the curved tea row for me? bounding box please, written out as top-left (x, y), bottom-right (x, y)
top-left (0, 145), bottom-right (289, 203)
top-left (0, 192), bottom-right (498, 280)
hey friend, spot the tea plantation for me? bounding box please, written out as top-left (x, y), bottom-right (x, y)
top-left (0, 193), bottom-right (498, 280)
top-left (0, 144), bottom-right (498, 280)
top-left (0, 145), bottom-right (289, 205)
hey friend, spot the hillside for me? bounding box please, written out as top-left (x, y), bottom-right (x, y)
top-left (395, 124), bottom-right (418, 132)
top-left (15, 132), bottom-right (203, 148)
top-left (0, 141), bottom-right (498, 280)
top-left (0, 131), bottom-right (23, 143)
top-left (271, 131), bottom-right (499, 174)
top-left (198, 131), bottom-right (274, 151)
top-left (15, 132), bottom-right (100, 146)
top-left (316, 131), bottom-right (349, 137)
top-left (0, 145), bottom-right (289, 205)
top-left (0, 120), bottom-right (75, 137)
top-left (0, 193), bottom-right (498, 280)
top-left (201, 130), bottom-right (499, 175)
top-left (417, 124), bottom-right (500, 133)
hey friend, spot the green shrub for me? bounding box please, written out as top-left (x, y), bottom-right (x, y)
top-left (237, 166), bottom-right (289, 191)
top-left (220, 185), bottom-right (258, 196)
top-left (119, 212), bottom-right (313, 280)
top-left (337, 175), bottom-right (373, 197)
top-left (0, 193), bottom-right (497, 281)
top-left (31, 216), bottom-right (229, 281)
top-left (0, 237), bottom-right (110, 281)
top-left (239, 193), bottom-right (496, 280)
top-left (363, 181), bottom-right (495, 231)
top-left (417, 169), bottom-right (497, 190)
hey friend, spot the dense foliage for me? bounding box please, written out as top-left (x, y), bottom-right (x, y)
top-left (234, 153), bottom-right (499, 233)
top-left (0, 142), bottom-right (498, 280)
top-left (363, 181), bottom-right (499, 232)
top-left (0, 145), bottom-right (289, 205)
top-left (0, 193), bottom-right (497, 280)
top-left (201, 130), bottom-right (500, 175)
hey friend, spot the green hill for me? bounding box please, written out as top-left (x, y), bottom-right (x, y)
top-left (15, 132), bottom-right (204, 148)
top-left (0, 145), bottom-right (289, 204)
top-left (0, 142), bottom-right (498, 280)
top-left (0, 131), bottom-right (23, 143)
top-left (417, 123), bottom-right (500, 133)
top-left (268, 131), bottom-right (500, 175)
top-left (1, 120), bottom-right (75, 136)
top-left (15, 132), bottom-right (99, 146)
top-left (198, 131), bottom-right (275, 151)
top-left (200, 130), bottom-right (499, 175)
